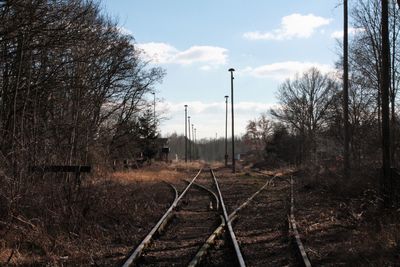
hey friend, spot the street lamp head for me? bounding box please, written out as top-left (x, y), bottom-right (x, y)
top-left (228, 68), bottom-right (235, 72)
top-left (184, 104), bottom-right (187, 108)
top-left (188, 116), bottom-right (191, 119)
top-left (225, 95), bottom-right (229, 98)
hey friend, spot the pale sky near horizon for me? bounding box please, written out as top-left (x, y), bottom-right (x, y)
top-left (101, 0), bottom-right (353, 140)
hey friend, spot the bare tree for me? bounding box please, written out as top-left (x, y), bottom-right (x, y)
top-left (0, 0), bottom-right (165, 213)
top-left (271, 68), bottom-right (338, 161)
top-left (243, 113), bottom-right (272, 154)
top-left (351, 0), bottom-right (400, 166)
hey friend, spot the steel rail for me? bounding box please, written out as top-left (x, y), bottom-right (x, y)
top-left (228, 175), bottom-right (276, 220)
top-left (122, 169), bottom-right (203, 267)
top-left (187, 215), bottom-right (226, 267)
top-left (188, 174), bottom-right (277, 267)
top-left (183, 179), bottom-right (220, 210)
top-left (289, 176), bottom-right (312, 267)
top-left (210, 169), bottom-right (246, 267)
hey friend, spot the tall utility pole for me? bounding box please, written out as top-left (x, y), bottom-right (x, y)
top-left (188, 116), bottom-right (191, 162)
top-left (381, 0), bottom-right (392, 204)
top-left (194, 128), bottom-right (197, 158)
top-left (343, 0), bottom-right (350, 180)
top-left (229, 68), bottom-right (236, 173)
top-left (184, 105), bottom-right (188, 163)
top-left (192, 124), bottom-right (194, 160)
top-left (224, 95), bottom-right (229, 167)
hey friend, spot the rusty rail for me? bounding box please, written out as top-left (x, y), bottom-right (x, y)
top-left (210, 169), bottom-right (246, 267)
top-left (189, 174), bottom-right (277, 266)
top-left (122, 169), bottom-right (203, 267)
top-left (183, 179), bottom-right (220, 210)
top-left (289, 176), bottom-right (312, 267)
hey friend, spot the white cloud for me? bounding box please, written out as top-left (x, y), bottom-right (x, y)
top-left (200, 65), bottom-right (212, 71)
top-left (330, 27), bottom-right (365, 39)
top-left (159, 101), bottom-right (276, 115)
top-left (137, 42), bottom-right (228, 66)
top-left (243, 13), bottom-right (332, 41)
top-left (243, 61), bottom-right (334, 80)
top-left (159, 101), bottom-right (221, 114)
top-left (174, 46), bottom-right (228, 65)
top-left (136, 42), bottom-right (178, 64)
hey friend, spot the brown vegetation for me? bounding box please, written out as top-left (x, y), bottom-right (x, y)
top-left (0, 165), bottom-right (191, 265)
top-left (294, 167), bottom-right (400, 266)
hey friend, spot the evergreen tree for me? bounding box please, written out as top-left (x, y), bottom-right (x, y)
top-left (138, 109), bottom-right (159, 161)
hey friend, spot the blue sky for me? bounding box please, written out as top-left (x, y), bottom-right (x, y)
top-left (101, 0), bottom-right (349, 139)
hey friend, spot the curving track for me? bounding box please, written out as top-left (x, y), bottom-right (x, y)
top-left (122, 168), bottom-right (245, 267)
top-left (193, 170), bottom-right (310, 267)
top-left (122, 167), bottom-right (312, 267)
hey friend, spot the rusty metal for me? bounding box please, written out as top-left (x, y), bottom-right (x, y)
top-left (122, 169), bottom-right (202, 267)
top-left (289, 176), bottom-right (312, 267)
top-left (210, 169), bottom-right (245, 267)
top-left (183, 179), bottom-right (219, 210)
top-left (187, 216), bottom-right (226, 267)
top-left (189, 174), bottom-right (277, 266)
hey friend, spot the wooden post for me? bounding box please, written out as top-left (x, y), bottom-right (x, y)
top-left (381, 0), bottom-right (392, 205)
top-left (343, 0), bottom-right (350, 180)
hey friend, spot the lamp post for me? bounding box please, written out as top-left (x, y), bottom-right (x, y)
top-left (188, 116), bottom-right (191, 162)
top-left (224, 95), bottom-right (229, 167)
top-left (228, 68), bottom-right (236, 173)
top-left (192, 123), bottom-right (194, 161)
top-left (184, 105), bottom-right (188, 163)
top-left (195, 128), bottom-right (198, 160)
top-left (343, 0), bottom-right (350, 180)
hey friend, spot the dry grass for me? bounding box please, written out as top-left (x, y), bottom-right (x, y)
top-left (169, 160), bottom-right (206, 171)
top-left (112, 161), bottom-right (206, 183)
top-left (0, 162), bottom-right (200, 265)
top-left (113, 169), bottom-right (186, 183)
top-left (294, 165), bottom-right (400, 265)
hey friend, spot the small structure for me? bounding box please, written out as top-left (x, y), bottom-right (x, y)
top-left (161, 147), bottom-right (170, 162)
top-left (30, 165), bottom-right (91, 185)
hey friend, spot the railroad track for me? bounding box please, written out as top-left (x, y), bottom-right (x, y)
top-left (289, 175), bottom-right (312, 267)
top-left (192, 170), bottom-right (312, 267)
top-left (192, 170), bottom-right (278, 267)
top-left (121, 168), bottom-right (244, 267)
top-left (122, 168), bottom-right (312, 267)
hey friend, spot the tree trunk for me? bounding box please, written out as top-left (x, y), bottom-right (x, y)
top-left (343, 0), bottom-right (350, 179)
top-left (381, 0), bottom-right (392, 205)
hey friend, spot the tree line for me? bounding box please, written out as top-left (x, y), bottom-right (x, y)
top-left (244, 0), bottom-right (400, 178)
top-left (0, 0), bottom-right (164, 196)
top-left (168, 133), bottom-right (250, 163)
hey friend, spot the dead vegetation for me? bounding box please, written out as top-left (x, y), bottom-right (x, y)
top-left (0, 163), bottom-right (194, 266)
top-left (294, 166), bottom-right (400, 266)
